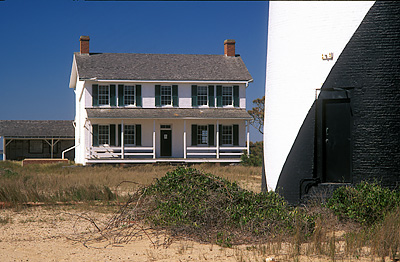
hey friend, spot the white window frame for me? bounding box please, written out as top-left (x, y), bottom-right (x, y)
top-left (197, 86), bottom-right (208, 106)
top-left (124, 85), bottom-right (135, 106)
top-left (98, 125), bottom-right (110, 146)
top-left (222, 86), bottom-right (233, 107)
top-left (221, 125), bottom-right (233, 146)
top-left (197, 125), bottom-right (208, 145)
top-left (161, 86), bottom-right (172, 106)
top-left (124, 125), bottom-right (135, 146)
top-left (98, 85), bottom-right (110, 106)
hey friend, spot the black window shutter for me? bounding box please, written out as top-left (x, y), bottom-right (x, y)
top-left (172, 85), bottom-right (178, 107)
top-left (233, 85), bottom-right (239, 107)
top-left (110, 124), bottom-right (116, 146)
top-left (155, 85), bottom-right (161, 106)
top-left (118, 85), bottom-right (124, 106)
top-left (136, 85), bottom-right (142, 107)
top-left (218, 124), bottom-right (222, 146)
top-left (233, 124), bottom-right (239, 146)
top-left (118, 124), bottom-right (121, 146)
top-left (110, 85), bottom-right (116, 106)
top-left (216, 85), bottom-right (222, 107)
top-left (208, 86), bottom-right (215, 107)
top-left (191, 85), bottom-right (197, 107)
top-left (92, 84), bottom-right (98, 106)
top-left (191, 125), bottom-right (197, 146)
top-left (92, 124), bottom-right (99, 146)
top-left (135, 124), bottom-right (142, 146)
top-left (208, 124), bottom-right (214, 146)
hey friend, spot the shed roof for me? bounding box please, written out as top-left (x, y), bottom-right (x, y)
top-left (0, 120), bottom-right (75, 138)
top-left (86, 108), bottom-right (252, 120)
top-left (75, 53), bottom-right (253, 82)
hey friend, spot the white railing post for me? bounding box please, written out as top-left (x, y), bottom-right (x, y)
top-left (184, 120), bottom-right (187, 159)
top-left (121, 120), bottom-right (124, 159)
top-left (216, 120), bottom-right (219, 159)
top-left (2, 137), bottom-right (5, 161)
top-left (153, 120), bottom-right (156, 159)
top-left (247, 121), bottom-right (250, 156)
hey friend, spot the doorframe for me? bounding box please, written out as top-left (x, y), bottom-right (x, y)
top-left (316, 97), bottom-right (353, 183)
top-left (160, 124), bottom-right (172, 157)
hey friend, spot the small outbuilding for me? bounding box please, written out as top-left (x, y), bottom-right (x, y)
top-left (0, 120), bottom-right (75, 161)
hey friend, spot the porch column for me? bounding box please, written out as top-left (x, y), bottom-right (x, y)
top-left (216, 120), bottom-right (219, 159)
top-left (121, 120), bottom-right (124, 159)
top-left (2, 136), bottom-right (5, 161)
top-left (51, 138), bottom-right (54, 159)
top-left (246, 121), bottom-right (250, 156)
top-left (153, 120), bottom-right (156, 159)
top-left (183, 120), bottom-right (187, 159)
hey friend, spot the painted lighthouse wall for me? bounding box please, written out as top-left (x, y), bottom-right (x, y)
top-left (264, 1), bottom-right (374, 191)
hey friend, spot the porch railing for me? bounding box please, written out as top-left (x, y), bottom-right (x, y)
top-left (186, 146), bottom-right (247, 159)
top-left (88, 146), bottom-right (155, 159)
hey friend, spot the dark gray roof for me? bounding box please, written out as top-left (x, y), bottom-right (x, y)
top-left (86, 108), bottom-right (252, 120)
top-left (75, 53), bottom-right (253, 81)
top-left (0, 120), bottom-right (75, 138)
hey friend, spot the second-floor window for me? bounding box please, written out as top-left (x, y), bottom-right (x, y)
top-left (124, 86), bottom-right (135, 105)
top-left (222, 86), bottom-right (233, 106)
top-left (161, 86), bottom-right (172, 106)
top-left (197, 86), bottom-right (208, 106)
top-left (155, 85), bottom-right (178, 107)
top-left (98, 85), bottom-right (109, 105)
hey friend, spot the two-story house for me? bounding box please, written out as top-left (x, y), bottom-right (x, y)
top-left (69, 36), bottom-right (253, 165)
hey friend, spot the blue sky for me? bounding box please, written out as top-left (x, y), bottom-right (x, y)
top-left (0, 0), bottom-right (268, 142)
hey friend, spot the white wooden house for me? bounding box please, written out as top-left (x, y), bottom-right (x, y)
top-left (69, 36), bottom-right (253, 165)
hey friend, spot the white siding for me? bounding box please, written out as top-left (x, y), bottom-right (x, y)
top-left (264, 1), bottom-right (374, 191)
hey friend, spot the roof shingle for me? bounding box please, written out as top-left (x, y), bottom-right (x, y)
top-left (0, 120), bottom-right (75, 138)
top-left (75, 53), bottom-right (253, 81)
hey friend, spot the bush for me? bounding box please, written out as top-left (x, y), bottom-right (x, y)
top-left (241, 141), bottom-right (263, 167)
top-left (133, 167), bottom-right (314, 245)
top-left (326, 181), bottom-right (400, 225)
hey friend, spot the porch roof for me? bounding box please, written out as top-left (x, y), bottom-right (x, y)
top-left (86, 108), bottom-right (252, 120)
top-left (0, 120), bottom-right (75, 138)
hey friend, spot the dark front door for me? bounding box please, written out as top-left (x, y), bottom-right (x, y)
top-left (160, 130), bottom-right (172, 157)
top-left (323, 100), bottom-right (352, 183)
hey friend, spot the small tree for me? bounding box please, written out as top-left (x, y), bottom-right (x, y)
top-left (248, 96), bottom-right (265, 135)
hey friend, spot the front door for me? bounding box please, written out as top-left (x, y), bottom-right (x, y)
top-left (160, 130), bottom-right (172, 157)
top-left (323, 99), bottom-right (352, 183)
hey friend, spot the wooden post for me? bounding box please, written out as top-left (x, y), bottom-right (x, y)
top-left (121, 120), bottom-right (124, 159)
top-left (153, 120), bottom-right (156, 159)
top-left (246, 121), bottom-right (250, 156)
top-left (216, 120), bottom-right (219, 159)
top-left (2, 137), bottom-right (5, 161)
top-left (183, 120), bottom-right (187, 159)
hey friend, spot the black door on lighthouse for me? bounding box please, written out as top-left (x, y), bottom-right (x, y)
top-left (160, 129), bottom-right (172, 157)
top-left (322, 99), bottom-right (352, 183)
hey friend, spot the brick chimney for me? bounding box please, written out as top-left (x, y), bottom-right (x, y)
top-left (224, 39), bottom-right (236, 57)
top-left (80, 36), bottom-right (90, 54)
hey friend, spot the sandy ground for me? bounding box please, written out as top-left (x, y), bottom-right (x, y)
top-left (0, 206), bottom-right (391, 262)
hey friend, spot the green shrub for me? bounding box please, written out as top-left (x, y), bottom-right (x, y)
top-left (241, 141), bottom-right (263, 167)
top-left (327, 181), bottom-right (400, 225)
top-left (136, 167), bottom-right (313, 245)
